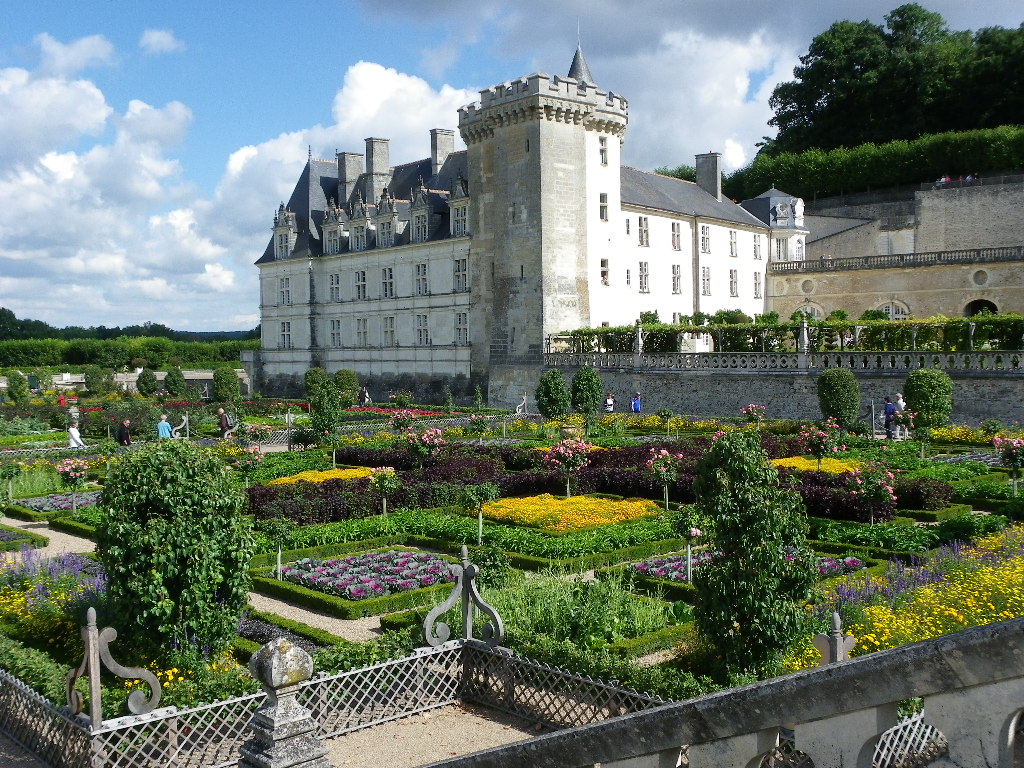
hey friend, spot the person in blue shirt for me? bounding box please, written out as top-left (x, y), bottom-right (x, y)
top-left (156, 414), bottom-right (173, 439)
top-left (631, 393), bottom-right (642, 413)
top-left (883, 397), bottom-right (896, 439)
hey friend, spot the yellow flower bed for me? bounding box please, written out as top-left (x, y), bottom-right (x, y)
top-left (267, 467), bottom-right (374, 485)
top-left (480, 494), bottom-right (658, 532)
top-left (771, 456), bottom-right (862, 474)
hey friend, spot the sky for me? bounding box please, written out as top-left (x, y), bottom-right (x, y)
top-left (1, 1), bottom-right (1021, 332)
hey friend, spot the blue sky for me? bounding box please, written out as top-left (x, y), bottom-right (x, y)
top-left (1, 0), bottom-right (1021, 331)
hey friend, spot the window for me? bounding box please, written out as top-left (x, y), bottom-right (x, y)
top-left (452, 205), bottom-right (468, 237)
top-left (330, 319), bottom-right (341, 347)
top-left (638, 261), bottom-right (649, 293)
top-left (382, 316), bottom-right (396, 346)
top-left (775, 238), bottom-right (788, 261)
top-left (753, 272), bottom-right (762, 299)
top-left (795, 238), bottom-right (805, 261)
top-left (413, 214), bottom-right (428, 243)
top-left (415, 263), bottom-right (429, 296)
top-left (729, 230), bottom-right (738, 257)
top-left (279, 321), bottom-right (291, 349)
top-left (638, 216), bottom-right (649, 247)
top-left (753, 234), bottom-right (762, 260)
top-left (671, 264), bottom-right (681, 294)
top-left (671, 222), bottom-right (681, 250)
top-left (600, 259), bottom-right (609, 286)
top-left (356, 318), bottom-right (368, 347)
top-left (599, 193), bottom-right (608, 221)
top-left (276, 233), bottom-right (290, 259)
top-left (729, 269), bottom-right (738, 297)
top-left (701, 266), bottom-right (711, 296)
top-left (599, 136), bottom-right (608, 165)
top-left (352, 225), bottom-right (366, 251)
top-left (455, 312), bottom-right (468, 345)
top-left (278, 277), bottom-right (291, 305)
top-left (325, 229), bottom-right (339, 255)
top-left (354, 270), bottom-right (367, 300)
top-left (381, 267), bottom-right (394, 299)
top-left (329, 273), bottom-right (341, 302)
top-left (453, 258), bottom-right (468, 292)
top-left (880, 301), bottom-right (910, 320)
top-left (416, 314), bottom-right (430, 346)
top-left (378, 220), bottom-right (393, 248)
top-left (625, 219), bottom-right (630, 236)
top-left (625, 269), bottom-right (631, 287)
top-left (700, 225), bottom-right (711, 253)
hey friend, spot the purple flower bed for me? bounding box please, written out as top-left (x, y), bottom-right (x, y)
top-left (630, 549), bottom-right (864, 583)
top-left (16, 491), bottom-right (103, 513)
top-left (280, 550), bottom-right (456, 601)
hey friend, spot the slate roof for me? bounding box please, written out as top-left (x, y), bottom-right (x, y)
top-left (256, 152), bottom-right (469, 264)
top-left (568, 45), bottom-right (595, 85)
top-left (620, 166), bottom-right (767, 228)
top-left (804, 214), bottom-right (874, 243)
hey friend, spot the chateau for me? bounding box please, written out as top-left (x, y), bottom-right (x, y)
top-left (247, 49), bottom-right (782, 403)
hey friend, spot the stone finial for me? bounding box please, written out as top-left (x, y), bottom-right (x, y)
top-left (812, 612), bottom-right (856, 667)
top-left (239, 639), bottom-right (335, 768)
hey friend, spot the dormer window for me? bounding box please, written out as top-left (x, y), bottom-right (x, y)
top-left (452, 205), bottom-right (468, 237)
top-left (352, 225), bottom-right (367, 252)
top-left (276, 233), bottom-right (290, 259)
top-left (324, 228), bottom-right (340, 255)
top-left (378, 220), bottom-right (394, 248)
top-left (413, 214), bottom-right (429, 243)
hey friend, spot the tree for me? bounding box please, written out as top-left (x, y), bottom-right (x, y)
top-left (135, 367), bottom-right (158, 397)
top-left (96, 440), bottom-right (254, 658)
top-left (304, 367), bottom-right (330, 397)
top-left (212, 367), bottom-right (240, 402)
top-left (164, 366), bottom-right (187, 397)
top-left (308, 377), bottom-right (345, 437)
top-left (333, 369), bottom-right (359, 403)
top-left (5, 371), bottom-right (29, 405)
top-left (535, 369), bottom-right (571, 420)
top-left (816, 368), bottom-right (860, 428)
top-left (570, 366), bottom-right (604, 416)
top-left (82, 365), bottom-right (116, 395)
top-left (904, 369), bottom-right (953, 430)
top-left (692, 431), bottom-right (817, 672)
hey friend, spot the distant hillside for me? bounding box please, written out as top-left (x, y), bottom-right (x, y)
top-left (0, 307), bottom-right (259, 342)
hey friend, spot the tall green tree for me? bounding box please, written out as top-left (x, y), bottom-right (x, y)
top-left (904, 369), bottom-right (954, 429)
top-left (163, 366), bottom-right (187, 397)
top-left (535, 369), bottom-right (571, 420)
top-left (570, 366), bottom-right (604, 416)
top-left (96, 441), bottom-right (253, 658)
top-left (4, 371), bottom-right (29, 405)
top-left (135, 367), bottom-right (158, 397)
top-left (692, 431), bottom-right (817, 672)
top-left (816, 368), bottom-right (861, 428)
top-left (211, 367), bottom-right (241, 402)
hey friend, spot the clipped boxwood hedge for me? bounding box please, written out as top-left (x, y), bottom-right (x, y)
top-left (48, 517), bottom-right (97, 539)
top-left (0, 522), bottom-right (47, 551)
top-left (0, 503), bottom-right (59, 523)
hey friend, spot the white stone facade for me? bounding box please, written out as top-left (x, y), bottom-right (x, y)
top-left (252, 51), bottom-right (771, 398)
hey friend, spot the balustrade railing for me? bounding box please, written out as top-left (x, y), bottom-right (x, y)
top-left (768, 245), bottom-right (1024, 273)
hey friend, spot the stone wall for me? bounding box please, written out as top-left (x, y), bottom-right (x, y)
top-left (500, 362), bottom-right (1024, 424)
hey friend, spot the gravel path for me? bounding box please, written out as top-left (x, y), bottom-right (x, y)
top-left (247, 591), bottom-right (385, 643)
top-left (0, 515), bottom-right (95, 558)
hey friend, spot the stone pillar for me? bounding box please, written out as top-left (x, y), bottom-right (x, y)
top-left (926, 677), bottom-right (1024, 768)
top-left (797, 703), bottom-right (899, 768)
top-left (687, 727), bottom-right (779, 767)
top-left (238, 638), bottom-right (335, 768)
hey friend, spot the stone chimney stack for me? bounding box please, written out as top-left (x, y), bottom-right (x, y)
top-left (696, 152), bottom-right (722, 201)
top-left (430, 128), bottom-right (455, 177)
top-left (365, 137), bottom-right (391, 203)
top-left (337, 152), bottom-right (363, 206)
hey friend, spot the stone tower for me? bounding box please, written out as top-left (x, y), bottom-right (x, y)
top-left (458, 47), bottom-right (628, 370)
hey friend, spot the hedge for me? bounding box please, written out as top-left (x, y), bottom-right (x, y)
top-left (48, 517), bottom-right (97, 539)
top-left (0, 522), bottom-right (47, 551)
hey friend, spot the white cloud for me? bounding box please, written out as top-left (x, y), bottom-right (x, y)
top-left (139, 29), bottom-right (186, 55)
top-left (34, 33), bottom-right (114, 77)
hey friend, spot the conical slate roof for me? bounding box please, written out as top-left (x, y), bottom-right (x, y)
top-left (568, 44), bottom-right (594, 85)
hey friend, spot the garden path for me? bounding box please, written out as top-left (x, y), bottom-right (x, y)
top-left (0, 729), bottom-right (47, 768)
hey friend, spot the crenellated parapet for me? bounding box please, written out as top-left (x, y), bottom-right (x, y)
top-left (459, 72), bottom-right (628, 145)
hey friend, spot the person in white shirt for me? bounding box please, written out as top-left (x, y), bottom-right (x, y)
top-left (894, 393), bottom-right (908, 439)
top-left (68, 421), bottom-right (86, 449)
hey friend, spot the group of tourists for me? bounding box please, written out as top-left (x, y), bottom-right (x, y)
top-left (883, 393), bottom-right (908, 440)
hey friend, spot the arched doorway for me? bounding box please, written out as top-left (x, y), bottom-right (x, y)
top-left (965, 299), bottom-right (997, 316)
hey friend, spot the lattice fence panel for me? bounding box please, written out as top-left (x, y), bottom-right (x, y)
top-left (460, 644), bottom-right (663, 728)
top-left (300, 645), bottom-right (462, 738)
top-left (872, 712), bottom-right (948, 768)
top-left (0, 669), bottom-right (89, 768)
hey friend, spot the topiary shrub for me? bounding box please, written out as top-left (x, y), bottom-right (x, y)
top-left (135, 367), bottom-right (158, 397)
top-left (692, 430), bottom-right (817, 672)
top-left (4, 371), bottom-right (29, 404)
top-left (535, 369), bottom-right (571, 420)
top-left (212, 366), bottom-right (241, 402)
top-left (304, 367), bottom-right (330, 396)
top-left (904, 369), bottom-right (953, 430)
top-left (570, 366), bottom-right (604, 417)
top-left (96, 440), bottom-right (254, 659)
top-left (894, 477), bottom-right (954, 511)
top-left (815, 368), bottom-right (860, 428)
top-left (163, 366), bottom-right (187, 397)
top-left (333, 369), bottom-right (359, 402)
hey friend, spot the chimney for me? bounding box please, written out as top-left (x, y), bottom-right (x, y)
top-left (365, 137), bottom-right (390, 203)
top-left (695, 152), bottom-right (722, 201)
top-left (337, 152), bottom-right (363, 205)
top-left (430, 128), bottom-right (455, 177)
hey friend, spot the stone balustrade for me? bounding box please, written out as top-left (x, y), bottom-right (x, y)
top-left (768, 245), bottom-right (1024, 274)
top-left (422, 617), bottom-right (1024, 768)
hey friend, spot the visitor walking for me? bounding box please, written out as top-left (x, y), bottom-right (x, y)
top-left (157, 414), bottom-right (173, 439)
top-left (883, 397), bottom-right (896, 440)
top-left (68, 421), bottom-right (85, 449)
top-left (115, 419), bottom-right (132, 446)
top-left (217, 408), bottom-right (230, 439)
top-left (604, 392), bottom-right (616, 412)
top-left (631, 392), bottom-right (642, 414)
top-left (894, 393), bottom-right (907, 439)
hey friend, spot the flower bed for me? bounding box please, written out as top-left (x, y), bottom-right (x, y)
top-left (14, 491), bottom-right (102, 513)
top-left (629, 549), bottom-right (865, 584)
top-left (280, 550), bottom-right (455, 600)
top-left (267, 467), bottom-right (373, 486)
top-left (479, 494), bottom-right (659, 532)
top-left (771, 456), bottom-right (861, 474)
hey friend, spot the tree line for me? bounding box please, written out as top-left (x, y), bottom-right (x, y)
top-left (0, 306), bottom-right (258, 342)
